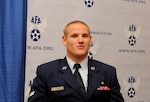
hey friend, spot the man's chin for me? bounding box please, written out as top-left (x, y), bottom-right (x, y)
top-left (76, 53), bottom-right (88, 58)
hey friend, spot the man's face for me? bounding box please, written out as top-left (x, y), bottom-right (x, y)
top-left (62, 22), bottom-right (92, 60)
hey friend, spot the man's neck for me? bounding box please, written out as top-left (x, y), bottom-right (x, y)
top-left (67, 55), bottom-right (88, 63)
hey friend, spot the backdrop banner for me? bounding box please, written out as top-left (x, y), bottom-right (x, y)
top-left (25, 0), bottom-right (150, 102)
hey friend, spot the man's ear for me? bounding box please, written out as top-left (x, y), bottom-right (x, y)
top-left (62, 35), bottom-right (66, 46)
top-left (90, 35), bottom-right (92, 46)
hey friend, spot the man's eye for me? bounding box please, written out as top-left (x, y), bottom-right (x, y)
top-left (83, 34), bottom-right (89, 37)
top-left (71, 34), bottom-right (78, 37)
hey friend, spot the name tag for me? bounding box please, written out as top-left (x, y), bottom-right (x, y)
top-left (51, 86), bottom-right (64, 91)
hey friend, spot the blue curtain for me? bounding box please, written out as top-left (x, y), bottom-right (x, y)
top-left (0, 0), bottom-right (27, 102)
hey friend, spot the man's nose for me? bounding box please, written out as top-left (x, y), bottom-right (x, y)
top-left (78, 36), bottom-right (83, 42)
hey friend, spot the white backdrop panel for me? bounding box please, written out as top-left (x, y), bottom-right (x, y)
top-left (25, 0), bottom-right (150, 102)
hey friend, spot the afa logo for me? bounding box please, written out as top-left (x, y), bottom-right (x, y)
top-left (85, 0), bottom-right (94, 7)
top-left (30, 29), bottom-right (41, 41)
top-left (124, 25), bottom-right (141, 46)
top-left (123, 76), bottom-right (140, 98)
top-left (27, 16), bottom-right (47, 41)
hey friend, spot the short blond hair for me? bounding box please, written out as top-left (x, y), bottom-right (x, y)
top-left (63, 20), bottom-right (90, 36)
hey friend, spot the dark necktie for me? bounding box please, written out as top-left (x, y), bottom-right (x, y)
top-left (73, 64), bottom-right (86, 95)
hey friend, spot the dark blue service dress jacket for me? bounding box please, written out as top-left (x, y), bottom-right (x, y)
top-left (28, 57), bottom-right (124, 102)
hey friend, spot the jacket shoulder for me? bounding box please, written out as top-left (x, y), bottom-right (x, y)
top-left (37, 59), bottom-right (64, 72)
top-left (91, 59), bottom-right (116, 71)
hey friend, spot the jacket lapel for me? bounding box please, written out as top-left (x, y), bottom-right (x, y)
top-left (87, 59), bottom-right (105, 99)
top-left (58, 58), bottom-right (85, 98)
